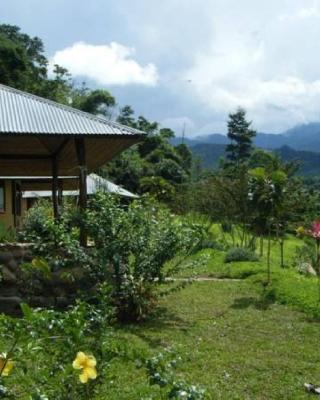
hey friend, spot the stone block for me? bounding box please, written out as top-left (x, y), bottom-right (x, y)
top-left (0, 251), bottom-right (13, 264)
top-left (1, 266), bottom-right (17, 283)
top-left (0, 296), bottom-right (22, 315)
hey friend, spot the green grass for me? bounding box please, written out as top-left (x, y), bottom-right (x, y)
top-left (2, 233), bottom-right (320, 399)
top-left (94, 233), bottom-right (320, 399)
top-left (95, 280), bottom-right (320, 399)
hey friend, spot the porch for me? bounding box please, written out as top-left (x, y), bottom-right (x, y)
top-left (0, 84), bottom-right (144, 244)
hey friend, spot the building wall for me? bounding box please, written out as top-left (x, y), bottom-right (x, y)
top-left (0, 180), bottom-right (24, 230)
top-left (21, 198), bottom-right (28, 217)
top-left (0, 180), bottom-right (14, 229)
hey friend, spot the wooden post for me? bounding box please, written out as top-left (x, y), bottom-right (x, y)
top-left (58, 179), bottom-right (63, 209)
top-left (75, 138), bottom-right (87, 246)
top-left (52, 156), bottom-right (59, 220)
top-left (11, 180), bottom-right (17, 228)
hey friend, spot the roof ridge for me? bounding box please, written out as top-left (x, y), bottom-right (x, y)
top-left (0, 83), bottom-right (144, 135)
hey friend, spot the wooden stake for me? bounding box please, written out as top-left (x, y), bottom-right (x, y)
top-left (52, 156), bottom-right (59, 220)
top-left (75, 138), bottom-right (87, 246)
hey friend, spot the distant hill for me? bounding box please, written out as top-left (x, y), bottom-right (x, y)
top-left (274, 146), bottom-right (320, 176)
top-left (173, 122), bottom-right (320, 152)
top-left (189, 143), bottom-right (320, 175)
top-left (171, 122), bottom-right (320, 175)
top-left (191, 143), bottom-right (226, 169)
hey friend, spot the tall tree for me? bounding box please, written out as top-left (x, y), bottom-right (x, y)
top-left (104, 107), bottom-right (193, 199)
top-left (0, 24), bottom-right (73, 103)
top-left (225, 108), bottom-right (256, 168)
top-left (71, 85), bottom-right (115, 117)
top-left (0, 24), bottom-right (47, 93)
top-left (117, 105), bottom-right (136, 127)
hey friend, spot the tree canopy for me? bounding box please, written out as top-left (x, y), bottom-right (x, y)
top-left (225, 108), bottom-right (256, 168)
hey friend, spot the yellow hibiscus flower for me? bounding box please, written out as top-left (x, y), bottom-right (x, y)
top-left (72, 352), bottom-right (97, 384)
top-left (296, 226), bottom-right (305, 236)
top-left (0, 355), bottom-right (14, 377)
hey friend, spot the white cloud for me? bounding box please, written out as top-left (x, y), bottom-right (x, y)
top-left (50, 41), bottom-right (158, 86)
top-left (279, 5), bottom-right (320, 21)
top-left (182, 0), bottom-right (320, 133)
top-left (41, 0), bottom-right (320, 133)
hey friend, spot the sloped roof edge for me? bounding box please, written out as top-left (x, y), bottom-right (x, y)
top-left (0, 84), bottom-right (145, 136)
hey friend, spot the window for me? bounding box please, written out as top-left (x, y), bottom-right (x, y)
top-left (0, 181), bottom-right (5, 212)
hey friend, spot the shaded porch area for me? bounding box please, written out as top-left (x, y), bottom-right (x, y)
top-left (0, 84), bottom-right (145, 244)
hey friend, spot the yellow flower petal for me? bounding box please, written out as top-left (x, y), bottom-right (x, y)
top-left (73, 351), bottom-right (98, 382)
top-left (86, 356), bottom-right (97, 368)
top-left (73, 352), bottom-right (86, 369)
top-left (296, 226), bottom-right (305, 235)
top-left (85, 366), bottom-right (97, 380)
top-left (79, 370), bottom-right (89, 384)
top-left (3, 360), bottom-right (13, 376)
top-left (0, 358), bottom-right (13, 377)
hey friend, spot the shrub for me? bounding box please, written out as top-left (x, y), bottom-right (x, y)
top-left (86, 193), bottom-right (204, 321)
top-left (20, 201), bottom-right (94, 275)
top-left (19, 199), bottom-right (53, 240)
top-left (224, 247), bottom-right (259, 263)
top-left (0, 221), bottom-right (15, 243)
top-left (292, 243), bottom-right (317, 272)
top-left (19, 193), bottom-right (204, 321)
top-left (0, 295), bottom-right (114, 399)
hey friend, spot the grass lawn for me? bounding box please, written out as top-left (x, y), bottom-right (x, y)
top-left (95, 235), bottom-right (320, 399)
top-left (2, 233), bottom-right (320, 399)
top-left (97, 279), bottom-right (320, 399)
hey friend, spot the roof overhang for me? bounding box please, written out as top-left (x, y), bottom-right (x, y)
top-left (0, 84), bottom-right (145, 176)
top-left (0, 134), bottom-right (140, 176)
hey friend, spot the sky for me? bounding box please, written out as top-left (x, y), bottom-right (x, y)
top-left (2, 0), bottom-right (320, 136)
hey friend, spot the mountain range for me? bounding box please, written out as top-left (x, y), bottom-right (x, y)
top-left (172, 122), bottom-right (320, 175)
top-left (173, 122), bottom-right (320, 152)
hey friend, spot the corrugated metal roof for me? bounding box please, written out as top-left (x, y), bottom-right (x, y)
top-left (0, 84), bottom-right (144, 136)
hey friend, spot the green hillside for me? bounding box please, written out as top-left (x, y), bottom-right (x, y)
top-left (191, 143), bottom-right (320, 175)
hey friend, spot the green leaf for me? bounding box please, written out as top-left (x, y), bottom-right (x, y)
top-left (31, 258), bottom-right (51, 279)
top-left (20, 303), bottom-right (33, 320)
top-left (271, 170), bottom-right (287, 184)
top-left (249, 167), bottom-right (266, 179)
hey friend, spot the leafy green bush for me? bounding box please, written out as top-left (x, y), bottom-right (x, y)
top-left (0, 221), bottom-right (15, 243)
top-left (224, 247), bottom-right (259, 263)
top-left (180, 214), bottom-right (223, 251)
top-left (20, 200), bottom-right (52, 240)
top-left (0, 301), bottom-right (205, 399)
top-left (86, 193), bottom-right (204, 321)
top-left (292, 242), bottom-right (317, 273)
top-left (19, 194), bottom-right (204, 321)
top-left (0, 294), bottom-right (114, 399)
top-left (20, 201), bottom-right (94, 278)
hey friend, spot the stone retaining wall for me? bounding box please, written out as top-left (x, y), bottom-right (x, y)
top-left (0, 243), bottom-right (82, 315)
top-left (0, 243), bottom-right (32, 314)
